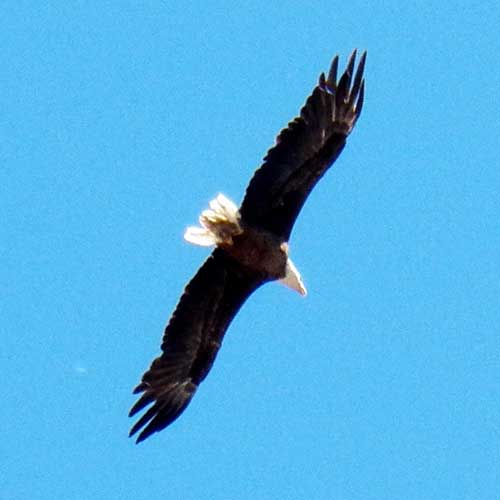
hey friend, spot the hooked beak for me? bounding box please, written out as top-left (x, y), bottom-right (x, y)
top-left (279, 258), bottom-right (307, 296)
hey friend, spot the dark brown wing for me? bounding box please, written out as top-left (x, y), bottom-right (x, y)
top-left (129, 248), bottom-right (266, 443)
top-left (239, 50), bottom-right (366, 241)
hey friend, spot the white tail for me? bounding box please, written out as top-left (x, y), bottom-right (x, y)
top-left (184, 194), bottom-right (242, 247)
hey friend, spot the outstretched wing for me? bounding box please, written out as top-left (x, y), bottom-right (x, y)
top-left (129, 248), bottom-right (265, 443)
top-left (239, 50), bottom-right (366, 241)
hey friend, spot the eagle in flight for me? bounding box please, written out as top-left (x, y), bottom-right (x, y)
top-left (129, 50), bottom-right (366, 443)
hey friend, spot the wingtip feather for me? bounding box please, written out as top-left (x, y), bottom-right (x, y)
top-left (356, 80), bottom-right (365, 116)
top-left (347, 52), bottom-right (366, 109)
top-left (318, 72), bottom-right (326, 89)
top-left (327, 55), bottom-right (339, 87)
top-left (132, 382), bottom-right (148, 394)
top-left (336, 71), bottom-right (350, 106)
top-left (129, 404), bottom-right (159, 439)
top-left (129, 392), bottom-right (155, 417)
top-left (345, 49), bottom-right (357, 87)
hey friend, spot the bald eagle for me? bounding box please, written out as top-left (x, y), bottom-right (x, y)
top-left (129, 51), bottom-right (366, 443)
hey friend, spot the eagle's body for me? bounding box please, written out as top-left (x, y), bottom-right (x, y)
top-left (129, 51), bottom-right (366, 443)
top-left (187, 195), bottom-right (290, 283)
top-left (225, 226), bottom-right (289, 281)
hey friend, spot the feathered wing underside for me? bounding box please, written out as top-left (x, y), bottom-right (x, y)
top-left (240, 50), bottom-right (366, 240)
top-left (129, 249), bottom-right (265, 443)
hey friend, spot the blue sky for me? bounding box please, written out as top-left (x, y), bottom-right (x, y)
top-left (2, 2), bottom-right (499, 499)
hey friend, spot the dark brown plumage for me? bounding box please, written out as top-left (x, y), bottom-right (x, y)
top-left (129, 249), bottom-right (265, 442)
top-left (129, 50), bottom-right (366, 443)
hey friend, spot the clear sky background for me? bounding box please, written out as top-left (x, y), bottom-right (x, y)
top-left (2, 2), bottom-right (499, 499)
